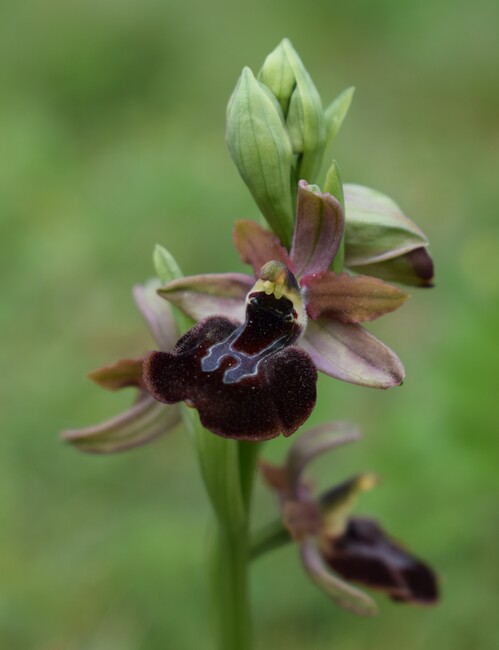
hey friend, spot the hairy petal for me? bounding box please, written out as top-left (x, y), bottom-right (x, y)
top-left (133, 279), bottom-right (178, 350)
top-left (300, 318), bottom-right (405, 388)
top-left (301, 539), bottom-right (378, 616)
top-left (290, 181), bottom-right (344, 277)
top-left (61, 395), bottom-right (180, 454)
top-left (350, 247), bottom-right (434, 288)
top-left (88, 357), bottom-right (145, 391)
top-left (302, 272), bottom-right (409, 323)
top-left (158, 273), bottom-right (253, 322)
top-left (233, 219), bottom-right (293, 274)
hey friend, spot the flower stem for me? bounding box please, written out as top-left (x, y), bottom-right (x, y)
top-left (190, 415), bottom-right (259, 650)
top-left (211, 521), bottom-right (252, 650)
top-left (156, 252), bottom-right (257, 649)
top-left (249, 519), bottom-right (291, 561)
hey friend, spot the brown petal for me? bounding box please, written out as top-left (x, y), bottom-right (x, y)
top-left (88, 357), bottom-right (145, 391)
top-left (233, 219), bottom-right (293, 275)
top-left (302, 271), bottom-right (409, 323)
top-left (259, 459), bottom-right (292, 495)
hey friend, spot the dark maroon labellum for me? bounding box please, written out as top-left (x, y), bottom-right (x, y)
top-left (324, 517), bottom-right (439, 604)
top-left (143, 289), bottom-right (317, 440)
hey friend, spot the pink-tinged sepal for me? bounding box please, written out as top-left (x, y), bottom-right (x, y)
top-left (158, 273), bottom-right (253, 322)
top-left (301, 539), bottom-right (379, 616)
top-left (133, 279), bottom-right (178, 350)
top-left (302, 271), bottom-right (409, 323)
top-left (285, 423), bottom-right (361, 494)
top-left (290, 181), bottom-right (344, 277)
top-left (299, 318), bottom-right (405, 388)
top-left (61, 395), bottom-right (180, 454)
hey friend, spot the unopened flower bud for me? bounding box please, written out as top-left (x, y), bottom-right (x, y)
top-left (259, 39), bottom-right (326, 182)
top-left (226, 66), bottom-right (294, 246)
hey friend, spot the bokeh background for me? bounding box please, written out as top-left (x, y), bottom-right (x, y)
top-left (1, 0), bottom-right (498, 648)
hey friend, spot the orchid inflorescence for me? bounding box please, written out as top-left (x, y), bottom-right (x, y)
top-left (62, 38), bottom-right (438, 631)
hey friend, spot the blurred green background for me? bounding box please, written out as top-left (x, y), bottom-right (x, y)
top-left (1, 0), bottom-right (498, 648)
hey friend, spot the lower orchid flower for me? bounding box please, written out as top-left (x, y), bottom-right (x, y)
top-left (259, 423), bottom-right (439, 615)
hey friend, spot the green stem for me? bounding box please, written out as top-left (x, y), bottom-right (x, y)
top-left (250, 519), bottom-right (291, 561)
top-left (238, 440), bottom-right (263, 511)
top-left (191, 417), bottom-right (258, 650)
top-left (153, 247), bottom-right (258, 649)
top-left (211, 522), bottom-right (252, 650)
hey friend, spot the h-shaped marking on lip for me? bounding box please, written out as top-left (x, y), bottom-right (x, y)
top-left (201, 326), bottom-right (290, 385)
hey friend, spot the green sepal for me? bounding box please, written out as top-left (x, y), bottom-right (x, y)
top-left (324, 160), bottom-right (345, 273)
top-left (279, 39), bottom-right (326, 182)
top-left (153, 244), bottom-right (183, 284)
top-left (343, 184), bottom-right (429, 266)
top-left (153, 244), bottom-right (191, 333)
top-left (324, 86), bottom-right (355, 149)
top-left (258, 41), bottom-right (296, 115)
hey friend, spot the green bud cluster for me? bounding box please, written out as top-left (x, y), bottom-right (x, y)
top-left (227, 39), bottom-right (354, 248)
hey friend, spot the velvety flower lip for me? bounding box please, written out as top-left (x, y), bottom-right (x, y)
top-left (322, 516), bottom-right (439, 605)
top-left (159, 181), bottom-right (409, 389)
top-left (143, 262), bottom-right (317, 441)
top-left (260, 424), bottom-right (439, 615)
top-left (61, 280), bottom-right (181, 454)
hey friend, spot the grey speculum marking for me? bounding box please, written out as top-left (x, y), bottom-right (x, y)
top-left (201, 291), bottom-right (300, 385)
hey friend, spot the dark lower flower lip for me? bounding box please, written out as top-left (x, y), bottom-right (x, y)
top-left (143, 315), bottom-right (317, 441)
top-left (322, 517), bottom-right (439, 605)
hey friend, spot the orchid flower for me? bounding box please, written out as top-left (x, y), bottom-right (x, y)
top-left (259, 424), bottom-right (439, 615)
top-left (156, 181), bottom-right (409, 393)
